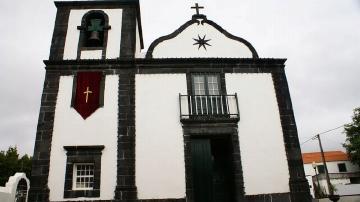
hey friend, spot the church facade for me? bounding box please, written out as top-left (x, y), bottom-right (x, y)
top-left (29, 0), bottom-right (311, 202)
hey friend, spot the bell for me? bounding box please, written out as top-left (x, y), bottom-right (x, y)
top-left (88, 31), bottom-right (100, 42)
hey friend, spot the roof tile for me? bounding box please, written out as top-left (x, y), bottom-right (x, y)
top-left (302, 151), bottom-right (348, 164)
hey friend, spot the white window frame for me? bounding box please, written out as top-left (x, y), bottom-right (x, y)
top-left (72, 163), bottom-right (95, 190)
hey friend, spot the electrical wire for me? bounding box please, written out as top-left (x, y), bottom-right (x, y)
top-left (300, 124), bottom-right (345, 145)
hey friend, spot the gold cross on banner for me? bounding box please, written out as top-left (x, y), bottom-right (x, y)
top-left (83, 86), bottom-right (93, 103)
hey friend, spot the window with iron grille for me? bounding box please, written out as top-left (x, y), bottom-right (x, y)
top-left (73, 164), bottom-right (94, 190)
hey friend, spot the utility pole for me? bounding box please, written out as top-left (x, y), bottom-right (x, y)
top-left (315, 134), bottom-right (339, 202)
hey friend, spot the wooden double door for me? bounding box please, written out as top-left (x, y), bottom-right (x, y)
top-left (191, 138), bottom-right (235, 202)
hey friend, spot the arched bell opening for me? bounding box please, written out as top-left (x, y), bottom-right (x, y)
top-left (84, 12), bottom-right (106, 47)
top-left (77, 10), bottom-right (111, 59)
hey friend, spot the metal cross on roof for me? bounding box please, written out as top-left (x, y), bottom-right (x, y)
top-left (191, 3), bottom-right (204, 15)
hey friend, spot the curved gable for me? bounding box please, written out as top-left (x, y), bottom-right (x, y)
top-left (146, 16), bottom-right (258, 58)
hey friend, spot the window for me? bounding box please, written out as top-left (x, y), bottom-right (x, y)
top-left (192, 74), bottom-right (220, 96)
top-left (317, 165), bottom-right (325, 174)
top-left (63, 145), bottom-right (104, 198)
top-left (338, 163), bottom-right (347, 172)
top-left (191, 74), bottom-right (227, 115)
top-left (73, 164), bottom-right (94, 190)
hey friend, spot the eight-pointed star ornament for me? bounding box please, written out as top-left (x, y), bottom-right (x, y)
top-left (193, 35), bottom-right (212, 50)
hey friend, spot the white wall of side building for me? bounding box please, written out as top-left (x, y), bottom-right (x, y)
top-left (135, 74), bottom-right (187, 199)
top-left (304, 161), bottom-right (360, 177)
top-left (151, 23), bottom-right (253, 58)
top-left (304, 161), bottom-right (360, 197)
top-left (48, 75), bottom-right (119, 201)
top-left (63, 9), bottom-right (123, 60)
top-left (225, 73), bottom-right (290, 195)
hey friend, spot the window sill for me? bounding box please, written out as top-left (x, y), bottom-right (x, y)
top-left (64, 189), bottom-right (100, 198)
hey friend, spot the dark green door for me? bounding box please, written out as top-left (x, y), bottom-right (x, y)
top-left (191, 138), bottom-right (234, 202)
top-left (191, 139), bottom-right (213, 202)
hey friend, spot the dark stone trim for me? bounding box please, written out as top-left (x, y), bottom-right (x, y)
top-left (135, 4), bottom-right (144, 49)
top-left (63, 145), bottom-right (104, 198)
top-left (114, 68), bottom-right (137, 200)
top-left (42, 60), bottom-right (285, 78)
top-left (49, 6), bottom-right (70, 60)
top-left (182, 122), bottom-right (244, 202)
top-left (120, 5), bottom-right (137, 58)
top-left (77, 10), bottom-right (111, 60)
top-left (43, 64), bottom-right (284, 79)
top-left (44, 58), bottom-right (286, 66)
top-left (244, 193), bottom-right (291, 202)
top-left (146, 19), bottom-right (198, 58)
top-left (203, 19), bottom-right (258, 58)
top-left (51, 199), bottom-right (185, 202)
top-left (55, 0), bottom-right (140, 7)
top-left (28, 71), bottom-right (61, 202)
top-left (137, 199), bottom-right (186, 202)
top-left (146, 15), bottom-right (258, 58)
top-left (181, 117), bottom-right (240, 124)
top-left (272, 70), bottom-right (312, 202)
top-left (99, 74), bottom-right (106, 107)
top-left (63, 145), bottom-right (105, 152)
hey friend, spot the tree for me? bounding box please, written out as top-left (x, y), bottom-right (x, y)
top-left (343, 107), bottom-right (360, 166)
top-left (0, 146), bottom-right (32, 186)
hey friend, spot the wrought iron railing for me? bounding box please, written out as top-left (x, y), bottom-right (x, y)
top-left (179, 94), bottom-right (240, 120)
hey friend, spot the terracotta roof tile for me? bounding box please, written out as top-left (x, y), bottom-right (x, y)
top-left (302, 151), bottom-right (348, 164)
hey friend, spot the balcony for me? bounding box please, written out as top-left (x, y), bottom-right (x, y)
top-left (179, 94), bottom-right (240, 122)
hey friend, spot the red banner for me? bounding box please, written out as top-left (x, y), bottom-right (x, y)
top-left (74, 72), bottom-right (102, 119)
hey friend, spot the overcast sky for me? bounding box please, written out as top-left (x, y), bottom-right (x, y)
top-left (0, 0), bottom-right (359, 155)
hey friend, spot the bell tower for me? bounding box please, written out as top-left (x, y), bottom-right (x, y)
top-left (49, 0), bottom-right (143, 60)
top-left (29, 0), bottom-right (143, 201)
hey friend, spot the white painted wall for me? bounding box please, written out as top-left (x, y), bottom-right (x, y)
top-left (63, 9), bottom-right (122, 60)
top-left (225, 73), bottom-right (290, 195)
top-left (48, 75), bottom-right (118, 201)
top-left (80, 50), bottom-right (102, 59)
top-left (135, 74), bottom-right (187, 199)
top-left (304, 161), bottom-right (360, 177)
top-left (152, 22), bottom-right (253, 58)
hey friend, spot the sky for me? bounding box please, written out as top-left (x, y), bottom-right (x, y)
top-left (0, 0), bottom-right (359, 155)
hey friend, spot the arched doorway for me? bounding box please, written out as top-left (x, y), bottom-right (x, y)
top-left (15, 179), bottom-right (28, 202)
